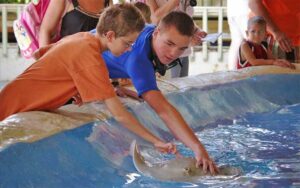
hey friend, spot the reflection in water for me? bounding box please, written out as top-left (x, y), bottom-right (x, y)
top-left (84, 104), bottom-right (300, 187)
top-left (126, 103), bottom-right (300, 187)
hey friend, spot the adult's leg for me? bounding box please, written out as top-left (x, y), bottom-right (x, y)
top-left (170, 63), bottom-right (181, 78)
top-left (170, 56), bottom-right (189, 78)
top-left (179, 56), bottom-right (189, 77)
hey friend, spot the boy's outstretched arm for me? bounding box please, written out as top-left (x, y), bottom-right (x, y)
top-left (104, 97), bottom-right (176, 154)
top-left (142, 90), bottom-right (219, 175)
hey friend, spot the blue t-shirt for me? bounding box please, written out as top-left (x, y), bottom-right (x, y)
top-left (92, 25), bottom-right (158, 96)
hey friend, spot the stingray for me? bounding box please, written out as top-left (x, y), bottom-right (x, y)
top-left (131, 140), bottom-right (242, 182)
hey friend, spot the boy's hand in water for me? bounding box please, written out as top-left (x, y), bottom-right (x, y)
top-left (193, 145), bottom-right (219, 175)
top-left (154, 141), bottom-right (177, 154)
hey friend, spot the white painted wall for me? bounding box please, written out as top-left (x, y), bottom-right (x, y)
top-left (0, 46), bottom-right (34, 81)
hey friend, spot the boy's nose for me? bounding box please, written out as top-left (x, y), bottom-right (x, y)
top-left (169, 48), bottom-right (180, 58)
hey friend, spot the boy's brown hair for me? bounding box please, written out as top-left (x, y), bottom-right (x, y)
top-left (96, 3), bottom-right (145, 37)
top-left (158, 11), bottom-right (195, 37)
top-left (134, 2), bottom-right (151, 23)
top-left (247, 16), bottom-right (267, 30)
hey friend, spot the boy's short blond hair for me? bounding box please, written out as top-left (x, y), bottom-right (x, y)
top-left (96, 3), bottom-right (145, 37)
top-left (134, 2), bottom-right (151, 23)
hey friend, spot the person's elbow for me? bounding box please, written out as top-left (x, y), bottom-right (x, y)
top-left (39, 27), bottom-right (53, 47)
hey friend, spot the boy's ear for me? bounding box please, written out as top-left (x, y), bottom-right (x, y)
top-left (245, 30), bottom-right (249, 37)
top-left (152, 28), bottom-right (159, 38)
top-left (105, 31), bottom-right (116, 42)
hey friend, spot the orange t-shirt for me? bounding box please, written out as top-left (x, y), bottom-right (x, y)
top-left (0, 32), bottom-right (116, 121)
top-left (262, 0), bottom-right (300, 46)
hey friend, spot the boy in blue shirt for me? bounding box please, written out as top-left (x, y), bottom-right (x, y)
top-left (94, 11), bottom-right (219, 174)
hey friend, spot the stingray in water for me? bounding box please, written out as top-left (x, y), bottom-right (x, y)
top-left (131, 140), bottom-right (242, 182)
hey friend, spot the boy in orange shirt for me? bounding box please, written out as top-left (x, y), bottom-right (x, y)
top-left (0, 3), bottom-right (176, 153)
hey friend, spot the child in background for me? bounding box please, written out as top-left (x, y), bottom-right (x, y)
top-left (111, 2), bottom-right (151, 101)
top-left (0, 4), bottom-right (176, 153)
top-left (237, 16), bottom-right (295, 69)
top-left (118, 2), bottom-right (151, 88)
top-left (134, 2), bottom-right (151, 23)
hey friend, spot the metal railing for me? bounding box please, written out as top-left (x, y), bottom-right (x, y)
top-left (198, 0), bottom-right (226, 6)
top-left (0, 4), bottom-right (228, 61)
top-left (193, 6), bottom-right (228, 62)
top-left (1, 4), bottom-right (23, 57)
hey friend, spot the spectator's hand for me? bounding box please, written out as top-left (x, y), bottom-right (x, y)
top-left (191, 28), bottom-right (207, 46)
top-left (115, 86), bottom-right (144, 102)
top-left (273, 59), bottom-right (296, 69)
top-left (72, 93), bottom-right (83, 106)
top-left (273, 30), bottom-right (293, 52)
top-left (193, 145), bottom-right (219, 175)
top-left (154, 141), bottom-right (177, 154)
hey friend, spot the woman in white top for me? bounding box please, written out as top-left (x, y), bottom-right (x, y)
top-left (227, 0), bottom-right (250, 70)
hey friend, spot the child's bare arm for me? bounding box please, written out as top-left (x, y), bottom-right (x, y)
top-left (266, 46), bottom-right (275, 59)
top-left (241, 42), bottom-right (295, 69)
top-left (104, 96), bottom-right (177, 154)
top-left (241, 42), bottom-right (275, 66)
top-left (273, 59), bottom-right (296, 69)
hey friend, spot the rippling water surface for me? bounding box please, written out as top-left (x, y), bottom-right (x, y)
top-left (128, 103), bottom-right (300, 187)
